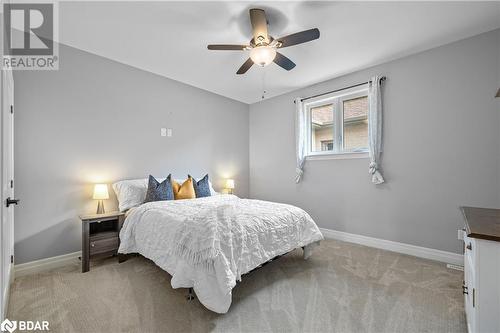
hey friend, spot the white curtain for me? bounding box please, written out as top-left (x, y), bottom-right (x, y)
top-left (295, 98), bottom-right (306, 183)
top-left (368, 76), bottom-right (385, 184)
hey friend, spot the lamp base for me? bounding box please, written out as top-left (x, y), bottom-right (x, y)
top-left (96, 200), bottom-right (105, 214)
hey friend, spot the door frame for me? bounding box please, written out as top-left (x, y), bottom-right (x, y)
top-left (0, 66), bottom-right (15, 320)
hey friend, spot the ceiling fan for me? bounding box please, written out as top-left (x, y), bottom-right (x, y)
top-left (207, 8), bottom-right (320, 75)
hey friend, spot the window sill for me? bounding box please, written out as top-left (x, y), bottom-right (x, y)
top-left (306, 151), bottom-right (369, 161)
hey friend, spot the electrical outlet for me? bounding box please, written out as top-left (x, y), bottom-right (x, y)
top-left (161, 128), bottom-right (167, 137)
top-left (167, 128), bottom-right (172, 137)
top-left (447, 264), bottom-right (464, 271)
top-left (458, 229), bottom-right (465, 241)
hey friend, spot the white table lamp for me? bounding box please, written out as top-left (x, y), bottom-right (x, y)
top-left (225, 179), bottom-right (235, 195)
top-left (93, 184), bottom-right (109, 214)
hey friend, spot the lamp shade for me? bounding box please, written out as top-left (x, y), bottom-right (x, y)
top-left (93, 184), bottom-right (109, 200)
top-left (250, 46), bottom-right (277, 67)
top-left (496, 88), bottom-right (500, 98)
top-left (225, 179), bottom-right (235, 190)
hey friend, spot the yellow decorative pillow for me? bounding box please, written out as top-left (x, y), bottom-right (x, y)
top-left (172, 177), bottom-right (196, 200)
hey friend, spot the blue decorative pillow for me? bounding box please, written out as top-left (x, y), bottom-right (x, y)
top-left (190, 174), bottom-right (211, 198)
top-left (144, 174), bottom-right (174, 203)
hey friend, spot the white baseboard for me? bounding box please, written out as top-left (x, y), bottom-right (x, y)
top-left (14, 251), bottom-right (81, 278)
top-left (2, 264), bottom-right (13, 320)
top-left (320, 228), bottom-right (463, 266)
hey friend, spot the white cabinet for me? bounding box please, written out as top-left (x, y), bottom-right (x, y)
top-left (462, 228), bottom-right (500, 333)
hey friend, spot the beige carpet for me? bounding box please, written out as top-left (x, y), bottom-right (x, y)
top-left (8, 239), bottom-right (465, 333)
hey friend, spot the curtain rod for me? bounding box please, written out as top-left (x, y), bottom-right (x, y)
top-left (295, 76), bottom-right (386, 103)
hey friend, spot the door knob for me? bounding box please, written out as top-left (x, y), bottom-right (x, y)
top-left (5, 197), bottom-right (19, 207)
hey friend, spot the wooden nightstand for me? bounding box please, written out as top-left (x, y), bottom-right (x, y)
top-left (79, 211), bottom-right (125, 273)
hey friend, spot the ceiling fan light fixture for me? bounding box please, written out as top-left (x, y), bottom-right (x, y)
top-left (250, 46), bottom-right (276, 67)
top-left (207, 9), bottom-right (319, 74)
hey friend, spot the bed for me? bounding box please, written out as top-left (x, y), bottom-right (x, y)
top-left (115, 180), bottom-right (323, 314)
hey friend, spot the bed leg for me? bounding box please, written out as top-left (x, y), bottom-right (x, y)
top-left (303, 241), bottom-right (321, 260)
top-left (186, 287), bottom-right (195, 301)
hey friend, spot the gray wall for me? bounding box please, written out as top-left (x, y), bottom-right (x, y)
top-left (13, 29), bottom-right (500, 264)
top-left (14, 44), bottom-right (249, 264)
top-left (249, 29), bottom-right (500, 254)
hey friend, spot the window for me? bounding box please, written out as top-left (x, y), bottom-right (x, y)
top-left (343, 96), bottom-right (369, 152)
top-left (311, 104), bottom-right (334, 152)
top-left (321, 140), bottom-right (333, 151)
top-left (304, 86), bottom-right (369, 157)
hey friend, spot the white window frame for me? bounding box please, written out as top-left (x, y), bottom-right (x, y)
top-left (304, 85), bottom-right (369, 160)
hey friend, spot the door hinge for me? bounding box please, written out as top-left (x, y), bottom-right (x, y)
top-left (10, 255), bottom-right (13, 264)
top-left (10, 105), bottom-right (13, 114)
top-left (10, 180), bottom-right (13, 188)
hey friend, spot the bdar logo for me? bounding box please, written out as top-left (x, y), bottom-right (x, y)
top-left (0, 319), bottom-right (17, 333)
top-left (0, 319), bottom-right (49, 332)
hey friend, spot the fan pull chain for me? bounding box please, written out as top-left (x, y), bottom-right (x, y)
top-left (261, 70), bottom-right (267, 100)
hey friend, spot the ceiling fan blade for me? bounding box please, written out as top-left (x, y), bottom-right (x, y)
top-left (207, 44), bottom-right (248, 51)
top-left (249, 8), bottom-right (269, 44)
top-left (236, 58), bottom-right (254, 75)
top-left (273, 52), bottom-right (296, 71)
top-left (277, 28), bottom-right (320, 48)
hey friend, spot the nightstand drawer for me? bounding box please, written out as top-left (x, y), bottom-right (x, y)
top-left (90, 236), bottom-right (119, 255)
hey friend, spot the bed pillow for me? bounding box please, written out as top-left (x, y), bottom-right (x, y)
top-left (190, 174), bottom-right (211, 198)
top-left (112, 178), bottom-right (149, 212)
top-left (113, 175), bottom-right (217, 211)
top-left (144, 174), bottom-right (174, 203)
top-left (172, 177), bottom-right (196, 200)
top-left (175, 177), bottom-right (217, 196)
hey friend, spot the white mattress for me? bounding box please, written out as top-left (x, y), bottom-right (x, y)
top-left (118, 195), bottom-right (323, 313)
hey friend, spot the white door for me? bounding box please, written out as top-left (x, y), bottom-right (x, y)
top-left (1, 67), bottom-right (15, 320)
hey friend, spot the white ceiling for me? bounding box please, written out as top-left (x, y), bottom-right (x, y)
top-left (58, 1), bottom-right (500, 104)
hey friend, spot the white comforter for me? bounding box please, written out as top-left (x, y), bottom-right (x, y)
top-left (118, 195), bottom-right (323, 313)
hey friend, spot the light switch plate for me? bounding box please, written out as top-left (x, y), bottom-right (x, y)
top-left (167, 128), bottom-right (172, 137)
top-left (161, 128), bottom-right (167, 137)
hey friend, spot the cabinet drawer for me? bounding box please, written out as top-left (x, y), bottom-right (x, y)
top-left (90, 236), bottom-right (119, 255)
